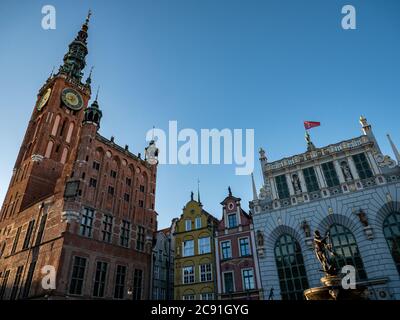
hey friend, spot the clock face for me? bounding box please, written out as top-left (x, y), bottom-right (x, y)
top-left (61, 88), bottom-right (83, 111)
top-left (37, 88), bottom-right (52, 111)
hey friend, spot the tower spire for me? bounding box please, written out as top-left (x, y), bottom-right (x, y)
top-left (59, 11), bottom-right (92, 82)
top-left (197, 178), bottom-right (201, 204)
top-left (387, 134), bottom-right (400, 164)
top-left (251, 173), bottom-right (258, 201)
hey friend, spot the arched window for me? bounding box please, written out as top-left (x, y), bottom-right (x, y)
top-left (328, 224), bottom-right (367, 280)
top-left (383, 212), bottom-right (400, 274)
top-left (66, 122), bottom-right (74, 143)
top-left (274, 234), bottom-right (309, 300)
top-left (61, 147), bottom-right (68, 164)
top-left (45, 141), bottom-right (54, 158)
top-left (51, 115), bottom-right (61, 136)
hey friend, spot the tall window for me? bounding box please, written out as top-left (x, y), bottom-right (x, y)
top-left (114, 265), bottom-right (126, 299)
top-left (198, 237), bottom-right (211, 254)
top-left (199, 264), bottom-right (212, 282)
top-left (328, 224), bottom-right (367, 280)
top-left (183, 266), bottom-right (195, 284)
top-left (133, 269), bottom-right (143, 300)
top-left (223, 272), bottom-right (234, 293)
top-left (242, 268), bottom-right (255, 290)
top-left (275, 234), bottom-right (309, 300)
top-left (185, 220), bottom-right (192, 231)
top-left (227, 213), bottom-right (238, 228)
top-left (321, 162), bottom-right (340, 187)
top-left (120, 220), bottom-right (131, 247)
top-left (221, 241), bottom-right (232, 260)
top-left (302, 167), bottom-right (319, 192)
top-left (69, 256), bottom-right (87, 295)
top-left (11, 226), bottom-right (21, 254)
top-left (10, 265), bottom-right (24, 300)
top-left (275, 175), bottom-right (290, 199)
top-left (22, 261), bottom-right (36, 298)
top-left (352, 153), bottom-right (373, 179)
top-left (195, 217), bottom-right (202, 229)
top-left (80, 208), bottom-right (94, 237)
top-left (0, 270), bottom-right (10, 299)
top-left (35, 213), bottom-right (47, 246)
top-left (102, 215), bottom-right (113, 243)
top-left (22, 220), bottom-right (35, 250)
top-left (383, 212), bottom-right (400, 274)
top-left (92, 161), bottom-right (100, 171)
top-left (183, 240), bottom-right (194, 257)
top-left (136, 226), bottom-right (145, 251)
top-left (239, 237), bottom-right (250, 256)
top-left (93, 261), bottom-right (108, 297)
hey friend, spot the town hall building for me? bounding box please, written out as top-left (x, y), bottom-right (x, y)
top-left (0, 13), bottom-right (158, 300)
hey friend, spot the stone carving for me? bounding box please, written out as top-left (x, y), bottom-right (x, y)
top-left (292, 174), bottom-right (302, 194)
top-left (301, 220), bottom-right (311, 238)
top-left (374, 153), bottom-right (396, 169)
top-left (356, 209), bottom-right (369, 227)
top-left (256, 230), bottom-right (264, 248)
top-left (340, 160), bottom-right (353, 181)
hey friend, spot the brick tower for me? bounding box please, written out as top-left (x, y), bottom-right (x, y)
top-left (0, 12), bottom-right (158, 300)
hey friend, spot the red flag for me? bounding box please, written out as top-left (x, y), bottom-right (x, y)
top-left (304, 121), bottom-right (320, 130)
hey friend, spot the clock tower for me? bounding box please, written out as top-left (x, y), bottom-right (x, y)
top-left (1, 12), bottom-right (92, 220)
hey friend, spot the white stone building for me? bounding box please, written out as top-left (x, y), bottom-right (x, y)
top-left (250, 116), bottom-right (400, 300)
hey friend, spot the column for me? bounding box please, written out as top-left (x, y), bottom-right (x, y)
top-left (297, 170), bottom-right (308, 193)
top-left (314, 165), bottom-right (327, 188)
top-left (366, 151), bottom-right (380, 176)
top-left (269, 177), bottom-right (278, 199)
top-left (285, 174), bottom-right (295, 196)
top-left (334, 160), bottom-right (346, 183)
top-left (347, 156), bottom-right (360, 180)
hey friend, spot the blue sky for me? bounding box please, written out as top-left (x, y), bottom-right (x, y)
top-left (0, 0), bottom-right (399, 229)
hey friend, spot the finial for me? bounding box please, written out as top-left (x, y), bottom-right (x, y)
top-left (50, 66), bottom-right (55, 77)
top-left (95, 85), bottom-right (100, 101)
top-left (228, 186), bottom-right (232, 197)
top-left (197, 179), bottom-right (201, 203)
top-left (259, 147), bottom-right (267, 161)
top-left (151, 125), bottom-right (155, 141)
top-left (86, 9), bottom-right (92, 25)
top-left (191, 191), bottom-right (194, 201)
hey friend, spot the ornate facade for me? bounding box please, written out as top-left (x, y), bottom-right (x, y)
top-left (250, 117), bottom-right (400, 300)
top-left (173, 195), bottom-right (218, 300)
top-left (215, 188), bottom-right (263, 300)
top-left (0, 13), bottom-right (158, 300)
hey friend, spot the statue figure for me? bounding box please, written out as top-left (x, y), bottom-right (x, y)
top-left (292, 174), bottom-right (302, 194)
top-left (356, 209), bottom-right (369, 227)
top-left (340, 161), bottom-right (353, 181)
top-left (268, 287), bottom-right (274, 300)
top-left (190, 191), bottom-right (194, 201)
top-left (302, 220), bottom-right (311, 238)
top-left (313, 230), bottom-right (337, 276)
top-left (256, 230), bottom-right (264, 248)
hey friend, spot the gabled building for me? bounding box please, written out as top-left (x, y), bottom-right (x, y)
top-left (174, 194), bottom-right (218, 300)
top-left (250, 117), bottom-right (400, 300)
top-left (215, 188), bottom-right (262, 300)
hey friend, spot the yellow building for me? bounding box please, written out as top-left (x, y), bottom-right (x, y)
top-left (174, 193), bottom-right (218, 300)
